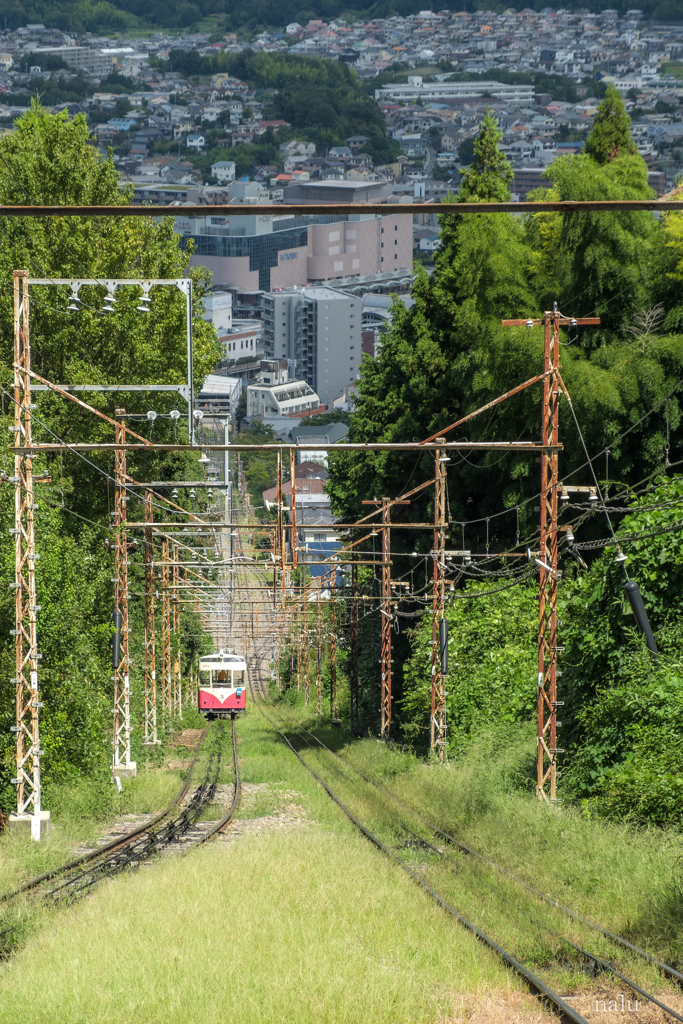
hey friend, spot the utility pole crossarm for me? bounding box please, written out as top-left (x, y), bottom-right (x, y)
top-left (501, 317), bottom-right (601, 327)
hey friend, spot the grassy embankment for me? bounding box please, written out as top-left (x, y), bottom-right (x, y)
top-left (2, 702), bottom-right (683, 1022)
top-left (260, 704), bottom-right (683, 995)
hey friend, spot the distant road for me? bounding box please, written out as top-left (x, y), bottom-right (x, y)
top-left (425, 145), bottom-right (436, 176)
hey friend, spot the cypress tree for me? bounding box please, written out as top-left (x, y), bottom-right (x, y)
top-left (584, 83), bottom-right (637, 164)
top-left (457, 107), bottom-right (513, 202)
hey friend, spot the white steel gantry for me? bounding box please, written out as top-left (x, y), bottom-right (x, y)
top-left (9, 270), bottom-right (49, 839)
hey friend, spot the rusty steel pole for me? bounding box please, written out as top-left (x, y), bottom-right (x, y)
top-left (290, 448), bottom-right (297, 569)
top-left (349, 562), bottom-right (359, 734)
top-left (537, 308), bottom-right (561, 802)
top-left (143, 489), bottom-right (158, 745)
top-left (315, 576), bottom-right (323, 716)
top-left (430, 440), bottom-right (447, 758)
top-left (380, 499), bottom-right (392, 738)
top-left (10, 270), bottom-right (47, 838)
top-left (172, 542), bottom-right (182, 720)
top-left (330, 574), bottom-right (338, 722)
top-left (363, 497), bottom-right (408, 739)
top-left (501, 308), bottom-right (599, 802)
top-left (304, 609), bottom-right (310, 707)
top-left (161, 537), bottom-right (171, 720)
top-left (113, 410), bottom-right (134, 775)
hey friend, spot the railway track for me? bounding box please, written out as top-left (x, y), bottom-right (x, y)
top-left (245, 641), bottom-right (683, 1024)
top-left (0, 719), bottom-right (241, 950)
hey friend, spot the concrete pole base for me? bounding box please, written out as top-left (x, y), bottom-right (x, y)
top-left (8, 810), bottom-right (51, 840)
top-left (141, 741), bottom-right (161, 749)
top-left (112, 763), bottom-right (137, 779)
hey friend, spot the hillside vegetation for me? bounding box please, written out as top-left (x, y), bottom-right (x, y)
top-left (317, 87), bottom-right (683, 828)
top-left (0, 0), bottom-right (678, 36)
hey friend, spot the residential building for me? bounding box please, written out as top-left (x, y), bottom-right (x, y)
top-left (261, 288), bottom-right (361, 409)
top-left (375, 76), bottom-right (536, 104)
top-left (246, 361), bottom-right (321, 418)
top-left (283, 179), bottom-right (393, 204)
top-left (196, 374), bottom-right (242, 416)
top-left (512, 166), bottom-right (546, 199)
top-left (289, 421), bottom-right (349, 466)
top-left (211, 160), bottom-right (236, 183)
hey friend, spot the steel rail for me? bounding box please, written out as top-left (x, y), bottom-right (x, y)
top-left (290, 717), bottom-right (683, 988)
top-left (245, 656), bottom-right (590, 1024)
top-left (46, 746), bottom-right (224, 901)
top-left (0, 725), bottom-right (209, 903)
top-left (1, 719), bottom-right (240, 923)
top-left (265, 699), bottom-right (683, 1017)
top-left (399, 824), bottom-right (683, 1022)
top-left (0, 201), bottom-right (682, 216)
top-left (196, 717), bottom-right (241, 844)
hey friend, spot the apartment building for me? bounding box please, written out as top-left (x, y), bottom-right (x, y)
top-left (261, 287), bottom-right (361, 409)
top-left (246, 360), bottom-right (321, 419)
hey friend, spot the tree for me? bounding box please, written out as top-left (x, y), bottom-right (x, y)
top-left (114, 96), bottom-right (132, 118)
top-left (529, 152), bottom-right (655, 343)
top-left (0, 104), bottom-right (221, 518)
top-left (457, 136), bottom-right (475, 165)
top-left (584, 83), bottom-right (637, 164)
top-left (0, 105), bottom-right (219, 811)
top-left (457, 108), bottom-right (513, 202)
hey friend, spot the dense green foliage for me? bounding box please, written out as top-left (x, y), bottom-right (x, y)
top-left (584, 84), bottom-right (637, 165)
top-left (401, 583), bottom-right (538, 746)
top-left (0, 0), bottom-right (676, 35)
top-left (457, 108), bottom-right (513, 203)
top-left (0, 106), bottom-right (220, 812)
top-left (162, 50), bottom-right (388, 152)
top-left (319, 90), bottom-right (683, 830)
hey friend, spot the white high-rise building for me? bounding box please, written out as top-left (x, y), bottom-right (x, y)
top-left (261, 287), bottom-right (361, 410)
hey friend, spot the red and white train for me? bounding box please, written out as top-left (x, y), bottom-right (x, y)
top-left (197, 649), bottom-right (247, 719)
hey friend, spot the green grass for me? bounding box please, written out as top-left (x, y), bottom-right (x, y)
top-left (0, 709), bottom-right (524, 1024)
top-left (0, 770), bottom-right (184, 895)
top-left (267, 703), bottom-right (683, 992)
top-left (0, 831), bottom-right (520, 1024)
top-left (4, 703), bottom-right (683, 1021)
top-left (662, 61), bottom-right (683, 79)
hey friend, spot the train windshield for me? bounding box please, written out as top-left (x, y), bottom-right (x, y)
top-left (199, 668), bottom-right (245, 687)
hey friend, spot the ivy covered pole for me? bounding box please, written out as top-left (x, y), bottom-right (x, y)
top-left (502, 307), bottom-right (599, 802)
top-left (349, 563), bottom-right (359, 733)
top-left (143, 489), bottom-right (158, 746)
top-left (430, 440), bottom-right (447, 760)
top-left (113, 409), bottom-right (135, 778)
top-left (9, 269), bottom-right (49, 839)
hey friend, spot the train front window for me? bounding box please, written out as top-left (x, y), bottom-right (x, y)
top-left (214, 670), bottom-right (228, 686)
top-left (232, 670), bottom-right (244, 685)
top-left (199, 670), bottom-right (211, 685)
